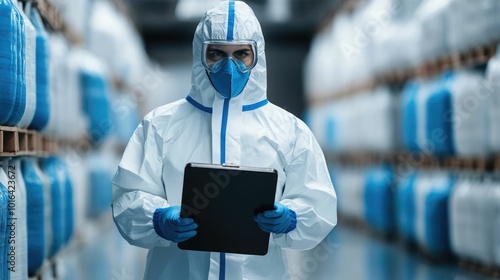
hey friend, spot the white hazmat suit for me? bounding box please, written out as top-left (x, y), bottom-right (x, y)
top-left (112, 1), bottom-right (337, 279)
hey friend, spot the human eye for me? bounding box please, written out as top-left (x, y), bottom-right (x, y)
top-left (207, 49), bottom-right (226, 61)
top-left (234, 50), bottom-right (250, 59)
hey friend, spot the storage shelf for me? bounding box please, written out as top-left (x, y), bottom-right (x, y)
top-left (326, 151), bottom-right (500, 173)
top-left (0, 126), bottom-right (58, 157)
top-left (458, 259), bottom-right (500, 279)
top-left (33, 0), bottom-right (83, 44)
top-left (308, 42), bottom-right (499, 107)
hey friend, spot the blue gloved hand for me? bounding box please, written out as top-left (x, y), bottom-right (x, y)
top-left (153, 206), bottom-right (198, 243)
top-left (254, 202), bottom-right (297, 234)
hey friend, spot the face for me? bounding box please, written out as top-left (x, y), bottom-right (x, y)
top-left (205, 44), bottom-right (255, 68)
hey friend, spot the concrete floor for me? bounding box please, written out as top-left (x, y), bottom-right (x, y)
top-left (286, 224), bottom-right (499, 280)
top-left (53, 216), bottom-right (499, 280)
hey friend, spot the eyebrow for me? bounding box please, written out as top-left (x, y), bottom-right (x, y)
top-left (237, 48), bottom-right (252, 52)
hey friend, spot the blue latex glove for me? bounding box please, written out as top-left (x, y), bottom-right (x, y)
top-left (153, 206), bottom-right (198, 243)
top-left (254, 202), bottom-right (297, 234)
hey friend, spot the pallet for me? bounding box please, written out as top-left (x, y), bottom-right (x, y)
top-left (327, 152), bottom-right (500, 173)
top-left (450, 44), bottom-right (497, 69)
top-left (416, 245), bottom-right (456, 264)
top-left (334, 152), bottom-right (382, 166)
top-left (364, 152), bottom-right (440, 170)
top-left (337, 214), bottom-right (367, 232)
top-left (307, 80), bottom-right (376, 107)
top-left (495, 155), bottom-right (500, 172)
top-left (458, 259), bottom-right (500, 279)
top-left (441, 156), bottom-right (490, 172)
top-left (0, 126), bottom-right (57, 157)
top-left (0, 126), bottom-right (18, 156)
top-left (18, 128), bottom-right (41, 155)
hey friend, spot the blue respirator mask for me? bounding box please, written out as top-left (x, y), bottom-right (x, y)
top-left (202, 40), bottom-right (258, 99)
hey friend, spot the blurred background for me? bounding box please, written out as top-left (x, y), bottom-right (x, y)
top-left (1, 0), bottom-right (500, 279)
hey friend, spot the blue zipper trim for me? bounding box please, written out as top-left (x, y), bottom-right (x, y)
top-left (186, 96), bottom-right (213, 113)
top-left (227, 1), bottom-right (235, 41)
top-left (220, 252), bottom-right (226, 280)
top-left (219, 98), bottom-right (230, 280)
top-left (220, 98), bottom-right (230, 164)
top-left (187, 95), bottom-right (268, 114)
top-left (243, 99), bottom-right (268, 111)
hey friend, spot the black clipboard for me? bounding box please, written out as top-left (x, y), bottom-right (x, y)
top-left (179, 162), bottom-right (278, 255)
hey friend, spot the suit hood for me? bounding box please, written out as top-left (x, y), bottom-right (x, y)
top-left (188, 1), bottom-right (267, 107)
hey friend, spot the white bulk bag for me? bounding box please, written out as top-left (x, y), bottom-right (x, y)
top-left (485, 49), bottom-right (500, 153)
top-left (451, 71), bottom-right (490, 156)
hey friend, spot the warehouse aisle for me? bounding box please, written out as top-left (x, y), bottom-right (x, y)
top-left (60, 217), bottom-right (498, 280)
top-left (286, 224), bottom-right (497, 280)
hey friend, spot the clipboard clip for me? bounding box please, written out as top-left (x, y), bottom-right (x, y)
top-left (222, 163), bottom-right (240, 168)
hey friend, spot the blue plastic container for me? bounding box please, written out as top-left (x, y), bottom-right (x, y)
top-left (364, 165), bottom-right (395, 234)
top-left (111, 93), bottom-right (140, 145)
top-left (28, 8), bottom-right (50, 130)
top-left (60, 161), bottom-right (74, 244)
top-left (81, 70), bottom-right (111, 142)
top-left (88, 165), bottom-right (113, 217)
top-left (22, 159), bottom-right (46, 276)
top-left (5, 1), bottom-right (26, 126)
top-left (401, 80), bottom-right (419, 152)
top-left (86, 152), bottom-right (115, 217)
top-left (41, 157), bottom-right (64, 258)
top-left (396, 172), bottom-right (417, 244)
top-left (425, 72), bottom-right (455, 156)
top-left (0, 0), bottom-right (23, 125)
top-left (423, 174), bottom-right (455, 257)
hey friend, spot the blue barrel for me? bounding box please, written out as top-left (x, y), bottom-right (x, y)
top-left (0, 0), bottom-right (21, 125)
top-left (16, 7), bottom-right (36, 128)
top-left (64, 177), bottom-right (74, 244)
top-left (423, 173), bottom-right (455, 257)
top-left (425, 72), bottom-right (455, 156)
top-left (396, 172), bottom-right (417, 244)
top-left (87, 153), bottom-right (114, 217)
top-left (324, 115), bottom-right (336, 151)
top-left (364, 165), bottom-right (395, 234)
top-left (60, 160), bottom-right (74, 244)
top-left (41, 157), bottom-right (64, 258)
top-left (28, 8), bottom-right (50, 131)
top-left (81, 70), bottom-right (111, 142)
top-left (5, 1), bottom-right (26, 126)
top-left (22, 159), bottom-right (46, 276)
top-left (111, 93), bottom-right (140, 145)
top-left (401, 80), bottom-right (419, 152)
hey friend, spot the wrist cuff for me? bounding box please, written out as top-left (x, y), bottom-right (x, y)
top-left (153, 208), bottom-right (167, 239)
top-left (284, 209), bottom-right (297, 233)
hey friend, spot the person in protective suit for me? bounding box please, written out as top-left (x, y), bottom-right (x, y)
top-left (111, 1), bottom-right (337, 279)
